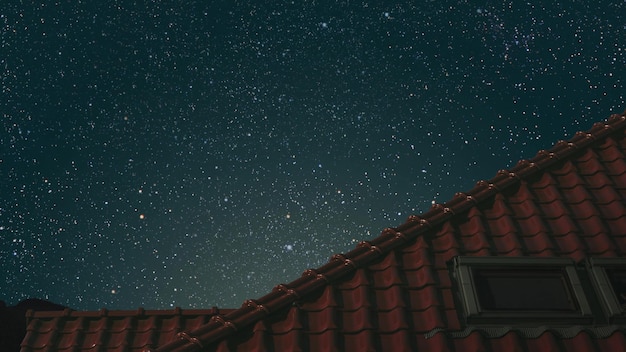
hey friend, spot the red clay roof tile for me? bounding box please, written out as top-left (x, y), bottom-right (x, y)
top-left (271, 331), bottom-right (303, 352)
top-left (308, 330), bottom-right (337, 351)
top-left (410, 306), bottom-right (445, 332)
top-left (375, 285), bottom-right (406, 311)
top-left (267, 307), bottom-right (302, 334)
top-left (377, 307), bottom-right (410, 332)
top-left (305, 308), bottom-right (337, 333)
top-left (343, 330), bottom-right (376, 351)
top-left (597, 198), bottom-right (626, 220)
top-left (340, 286), bottom-right (371, 311)
top-left (415, 331), bottom-right (450, 351)
top-left (371, 268), bottom-right (401, 289)
top-left (605, 214), bottom-right (626, 235)
top-left (490, 332), bottom-right (526, 352)
top-left (341, 307), bottom-right (373, 332)
top-left (377, 330), bottom-right (413, 352)
top-left (597, 332), bottom-right (626, 351)
top-left (21, 308), bottom-right (231, 352)
top-left (407, 285), bottom-right (440, 311)
top-left (583, 231), bottom-right (615, 255)
top-left (592, 184), bottom-right (622, 204)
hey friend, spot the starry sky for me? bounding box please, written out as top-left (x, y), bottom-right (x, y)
top-left (1, 1), bottom-right (624, 310)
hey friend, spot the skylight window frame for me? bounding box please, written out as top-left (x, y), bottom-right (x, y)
top-left (453, 256), bottom-right (593, 325)
top-left (587, 257), bottom-right (626, 322)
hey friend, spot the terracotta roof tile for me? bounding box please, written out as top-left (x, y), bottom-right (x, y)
top-left (490, 332), bottom-right (526, 352)
top-left (375, 286), bottom-right (406, 311)
top-left (378, 307), bottom-right (410, 332)
top-left (604, 156), bottom-right (626, 180)
top-left (400, 246), bottom-right (432, 270)
top-left (552, 231), bottom-right (587, 256)
top-left (562, 331), bottom-right (599, 352)
top-left (371, 265), bottom-right (404, 288)
top-left (582, 231), bottom-right (615, 255)
top-left (308, 330), bottom-right (337, 351)
top-left (492, 231), bottom-right (524, 255)
top-left (415, 331), bottom-right (450, 351)
top-left (518, 217), bottom-right (555, 255)
top-left (597, 332), bottom-right (626, 351)
top-left (341, 307), bottom-right (373, 332)
top-left (438, 245), bottom-right (473, 264)
top-left (407, 285), bottom-right (440, 311)
top-left (377, 330), bottom-right (414, 352)
top-left (591, 184), bottom-right (623, 204)
top-left (451, 331), bottom-right (483, 351)
top-left (436, 268), bottom-right (453, 288)
top-left (339, 286), bottom-right (370, 312)
top-left (267, 307), bottom-right (302, 334)
top-left (271, 331), bottom-right (303, 352)
top-left (544, 213), bottom-right (579, 236)
top-left (508, 191), bottom-right (540, 220)
top-left (343, 330), bottom-right (376, 351)
top-left (554, 161), bottom-right (586, 185)
top-left (605, 215), bottom-right (626, 236)
top-left (525, 332), bottom-right (562, 351)
top-left (303, 308), bottom-right (336, 334)
top-left (598, 199), bottom-right (626, 220)
top-left (298, 285), bottom-right (337, 311)
top-left (443, 308), bottom-right (462, 331)
top-left (579, 152), bottom-right (606, 174)
top-left (409, 306), bottom-right (445, 332)
top-left (21, 308), bottom-right (230, 352)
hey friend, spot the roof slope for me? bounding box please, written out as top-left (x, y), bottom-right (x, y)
top-left (151, 112), bottom-right (626, 352)
top-left (21, 112), bottom-right (626, 352)
top-left (20, 308), bottom-right (233, 352)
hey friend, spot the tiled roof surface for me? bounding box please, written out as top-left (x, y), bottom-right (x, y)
top-left (21, 112), bottom-right (626, 352)
top-left (20, 308), bottom-right (232, 352)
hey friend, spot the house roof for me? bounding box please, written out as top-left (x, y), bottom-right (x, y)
top-left (21, 307), bottom-right (233, 352)
top-left (21, 111), bottom-right (626, 352)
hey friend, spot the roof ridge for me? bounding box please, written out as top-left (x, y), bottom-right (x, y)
top-left (150, 112), bottom-right (626, 352)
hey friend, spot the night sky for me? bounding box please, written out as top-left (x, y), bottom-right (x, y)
top-left (2, 1), bottom-right (624, 310)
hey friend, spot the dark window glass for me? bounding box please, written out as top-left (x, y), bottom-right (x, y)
top-left (605, 269), bottom-right (626, 310)
top-left (473, 268), bottom-right (578, 311)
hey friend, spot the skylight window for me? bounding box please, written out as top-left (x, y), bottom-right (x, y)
top-left (472, 267), bottom-right (579, 311)
top-left (587, 258), bottom-right (626, 322)
top-left (452, 256), bottom-right (593, 325)
top-left (605, 269), bottom-right (626, 309)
